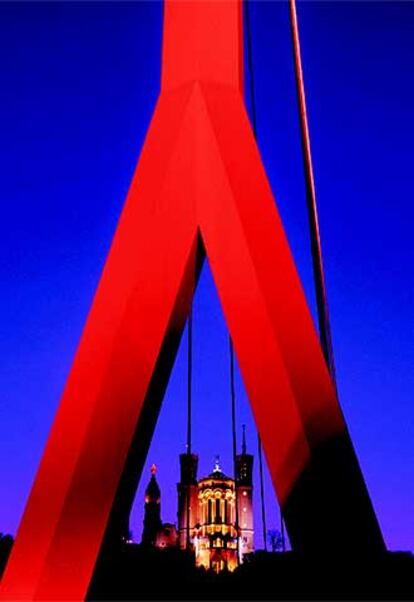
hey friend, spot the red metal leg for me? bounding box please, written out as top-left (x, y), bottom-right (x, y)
top-left (0, 1), bottom-right (383, 599)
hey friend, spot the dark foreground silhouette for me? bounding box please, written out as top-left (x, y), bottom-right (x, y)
top-left (88, 541), bottom-right (414, 601)
top-left (1, 536), bottom-right (413, 600)
top-left (0, 534), bottom-right (13, 580)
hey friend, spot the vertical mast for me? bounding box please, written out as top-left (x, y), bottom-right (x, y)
top-left (162, 0), bottom-right (243, 93)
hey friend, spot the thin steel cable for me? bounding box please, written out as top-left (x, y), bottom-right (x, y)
top-left (245, 0), bottom-right (268, 551)
top-left (186, 307), bottom-right (193, 551)
top-left (281, 512), bottom-right (286, 552)
top-left (245, 0), bottom-right (258, 138)
top-left (288, 0), bottom-right (337, 387)
top-left (229, 338), bottom-right (240, 561)
top-left (257, 435), bottom-right (268, 551)
top-left (187, 307), bottom-right (193, 456)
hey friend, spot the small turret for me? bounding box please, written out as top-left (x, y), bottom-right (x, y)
top-left (142, 465), bottom-right (162, 546)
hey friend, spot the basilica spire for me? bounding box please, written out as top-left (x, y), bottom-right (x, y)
top-left (242, 424), bottom-right (247, 455)
top-left (235, 426), bottom-right (253, 487)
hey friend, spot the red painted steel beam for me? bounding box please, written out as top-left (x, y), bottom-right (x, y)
top-left (0, 1), bottom-right (384, 599)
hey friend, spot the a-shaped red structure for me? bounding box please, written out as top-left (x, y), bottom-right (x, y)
top-left (0, 1), bottom-right (384, 599)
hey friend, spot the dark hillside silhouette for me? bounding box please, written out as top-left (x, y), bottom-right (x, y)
top-left (87, 540), bottom-right (414, 601)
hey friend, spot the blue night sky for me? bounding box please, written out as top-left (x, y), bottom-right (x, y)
top-left (0, 1), bottom-right (413, 553)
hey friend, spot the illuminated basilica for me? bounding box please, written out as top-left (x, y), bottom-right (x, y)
top-left (141, 429), bottom-right (254, 572)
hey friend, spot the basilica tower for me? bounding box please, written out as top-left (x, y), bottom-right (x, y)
top-left (235, 426), bottom-right (254, 558)
top-left (194, 458), bottom-right (239, 572)
top-left (177, 452), bottom-right (199, 550)
top-left (141, 465), bottom-right (162, 546)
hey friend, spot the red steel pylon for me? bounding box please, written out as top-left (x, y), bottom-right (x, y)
top-left (0, 1), bottom-right (384, 599)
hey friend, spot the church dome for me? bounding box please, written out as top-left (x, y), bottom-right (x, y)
top-left (200, 457), bottom-right (233, 484)
top-left (206, 468), bottom-right (231, 481)
top-left (145, 464), bottom-right (161, 502)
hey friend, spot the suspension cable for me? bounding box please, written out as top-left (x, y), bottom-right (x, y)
top-left (186, 307), bottom-right (193, 551)
top-left (245, 0), bottom-right (268, 551)
top-left (187, 307), bottom-right (193, 456)
top-left (229, 338), bottom-right (240, 561)
top-left (288, 0), bottom-right (337, 387)
top-left (281, 511), bottom-right (286, 552)
top-left (257, 435), bottom-right (268, 551)
top-left (245, 0), bottom-right (258, 138)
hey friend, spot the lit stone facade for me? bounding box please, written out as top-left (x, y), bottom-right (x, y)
top-left (177, 432), bottom-right (254, 572)
top-left (142, 435), bottom-right (254, 573)
top-left (155, 523), bottom-right (178, 548)
top-left (192, 465), bottom-right (239, 572)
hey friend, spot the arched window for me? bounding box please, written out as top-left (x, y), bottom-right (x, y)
top-left (208, 499), bottom-right (212, 524)
top-left (216, 498), bottom-right (221, 523)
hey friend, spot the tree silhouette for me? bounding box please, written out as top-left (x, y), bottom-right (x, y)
top-left (267, 529), bottom-right (283, 553)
